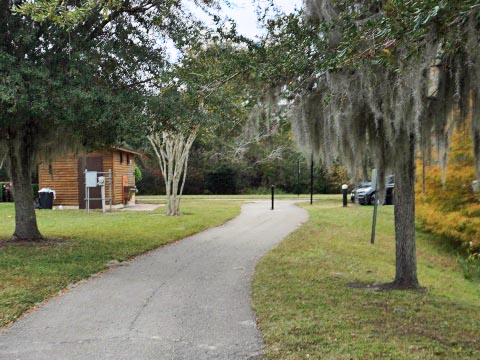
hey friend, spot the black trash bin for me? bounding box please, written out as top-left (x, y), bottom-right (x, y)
top-left (39, 192), bottom-right (54, 209)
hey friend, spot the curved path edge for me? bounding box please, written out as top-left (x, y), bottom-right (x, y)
top-left (0, 200), bottom-right (308, 360)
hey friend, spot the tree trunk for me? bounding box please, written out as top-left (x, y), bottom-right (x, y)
top-left (391, 132), bottom-right (419, 289)
top-left (7, 132), bottom-right (43, 241)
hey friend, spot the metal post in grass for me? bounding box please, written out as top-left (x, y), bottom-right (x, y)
top-left (85, 169), bottom-right (88, 213)
top-left (297, 158), bottom-right (301, 197)
top-left (108, 169), bottom-right (112, 212)
top-left (271, 185), bottom-right (275, 210)
top-left (370, 168), bottom-right (378, 245)
top-left (310, 154), bottom-right (314, 205)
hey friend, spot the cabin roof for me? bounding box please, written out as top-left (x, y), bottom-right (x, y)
top-left (112, 147), bottom-right (143, 156)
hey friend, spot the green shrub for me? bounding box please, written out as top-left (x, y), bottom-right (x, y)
top-left (0, 182), bottom-right (38, 202)
top-left (0, 181), bottom-right (12, 202)
top-left (32, 183), bottom-right (39, 198)
top-left (134, 164), bottom-right (143, 182)
top-left (457, 253), bottom-right (480, 282)
top-left (205, 164), bottom-right (238, 194)
top-left (243, 187), bottom-right (286, 195)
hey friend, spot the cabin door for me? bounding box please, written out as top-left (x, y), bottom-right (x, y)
top-left (78, 157), bottom-right (103, 209)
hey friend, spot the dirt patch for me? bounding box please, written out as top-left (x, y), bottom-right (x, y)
top-left (0, 238), bottom-right (73, 248)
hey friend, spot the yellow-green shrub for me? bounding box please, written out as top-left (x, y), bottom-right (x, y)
top-left (416, 123), bottom-right (480, 252)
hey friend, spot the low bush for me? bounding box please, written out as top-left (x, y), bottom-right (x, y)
top-left (0, 182), bottom-right (12, 202)
top-left (416, 124), bottom-right (480, 255)
top-left (205, 164), bottom-right (238, 194)
top-left (0, 182), bottom-right (39, 202)
top-left (416, 204), bottom-right (480, 252)
top-left (32, 183), bottom-right (39, 198)
top-left (457, 253), bottom-right (480, 282)
top-left (243, 187), bottom-right (287, 195)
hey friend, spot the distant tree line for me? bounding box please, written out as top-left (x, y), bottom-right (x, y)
top-left (136, 143), bottom-right (349, 195)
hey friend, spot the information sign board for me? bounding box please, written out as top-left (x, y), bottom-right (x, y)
top-left (86, 171), bottom-right (98, 188)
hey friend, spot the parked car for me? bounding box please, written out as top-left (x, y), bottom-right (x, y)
top-left (351, 181), bottom-right (372, 204)
top-left (351, 176), bottom-right (395, 205)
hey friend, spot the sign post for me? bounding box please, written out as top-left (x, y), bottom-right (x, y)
top-left (98, 176), bottom-right (106, 213)
top-left (85, 170), bottom-right (97, 213)
top-left (84, 170), bottom-right (112, 212)
top-left (271, 185), bottom-right (275, 210)
top-left (371, 169), bottom-right (378, 244)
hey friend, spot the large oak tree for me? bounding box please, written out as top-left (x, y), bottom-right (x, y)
top-left (259, 0), bottom-right (480, 289)
top-left (0, 0), bottom-right (207, 241)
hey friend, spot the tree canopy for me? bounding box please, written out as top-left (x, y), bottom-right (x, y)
top-left (0, 0), bottom-right (211, 240)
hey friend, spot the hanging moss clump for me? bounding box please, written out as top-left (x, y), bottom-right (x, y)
top-left (285, 0), bottom-right (480, 289)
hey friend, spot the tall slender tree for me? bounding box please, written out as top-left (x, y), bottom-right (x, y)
top-left (146, 85), bottom-right (205, 216)
top-left (144, 40), bottom-right (260, 214)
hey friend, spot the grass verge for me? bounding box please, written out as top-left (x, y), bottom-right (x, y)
top-left (136, 194), bottom-right (321, 204)
top-left (0, 200), bottom-right (240, 328)
top-left (252, 196), bottom-right (480, 359)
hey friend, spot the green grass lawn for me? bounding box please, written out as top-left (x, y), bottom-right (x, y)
top-left (252, 196), bottom-right (480, 359)
top-left (0, 200), bottom-right (240, 328)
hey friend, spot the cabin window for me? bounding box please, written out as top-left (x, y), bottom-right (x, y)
top-left (127, 154), bottom-right (130, 165)
top-left (120, 152), bottom-right (123, 164)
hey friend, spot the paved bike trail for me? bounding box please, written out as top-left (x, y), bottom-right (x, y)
top-left (0, 200), bottom-right (308, 359)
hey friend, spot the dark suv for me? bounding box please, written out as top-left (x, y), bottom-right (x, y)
top-left (351, 176), bottom-right (395, 205)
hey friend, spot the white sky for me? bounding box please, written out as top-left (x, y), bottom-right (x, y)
top-left (187, 0), bottom-right (303, 39)
top-left (165, 0), bottom-right (303, 61)
top-left (217, 0), bottom-right (303, 39)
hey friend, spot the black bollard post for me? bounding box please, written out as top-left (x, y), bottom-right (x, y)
top-left (342, 184), bottom-right (348, 207)
top-left (271, 184), bottom-right (275, 210)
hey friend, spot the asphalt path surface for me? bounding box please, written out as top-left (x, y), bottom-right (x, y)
top-left (0, 200), bottom-right (308, 359)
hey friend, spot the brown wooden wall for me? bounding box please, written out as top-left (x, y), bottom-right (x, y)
top-left (38, 149), bottom-right (136, 207)
top-left (38, 155), bottom-right (79, 206)
top-left (101, 150), bottom-right (114, 203)
top-left (112, 150), bottom-right (136, 205)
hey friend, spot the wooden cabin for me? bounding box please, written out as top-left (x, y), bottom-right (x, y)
top-left (38, 148), bottom-right (141, 209)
